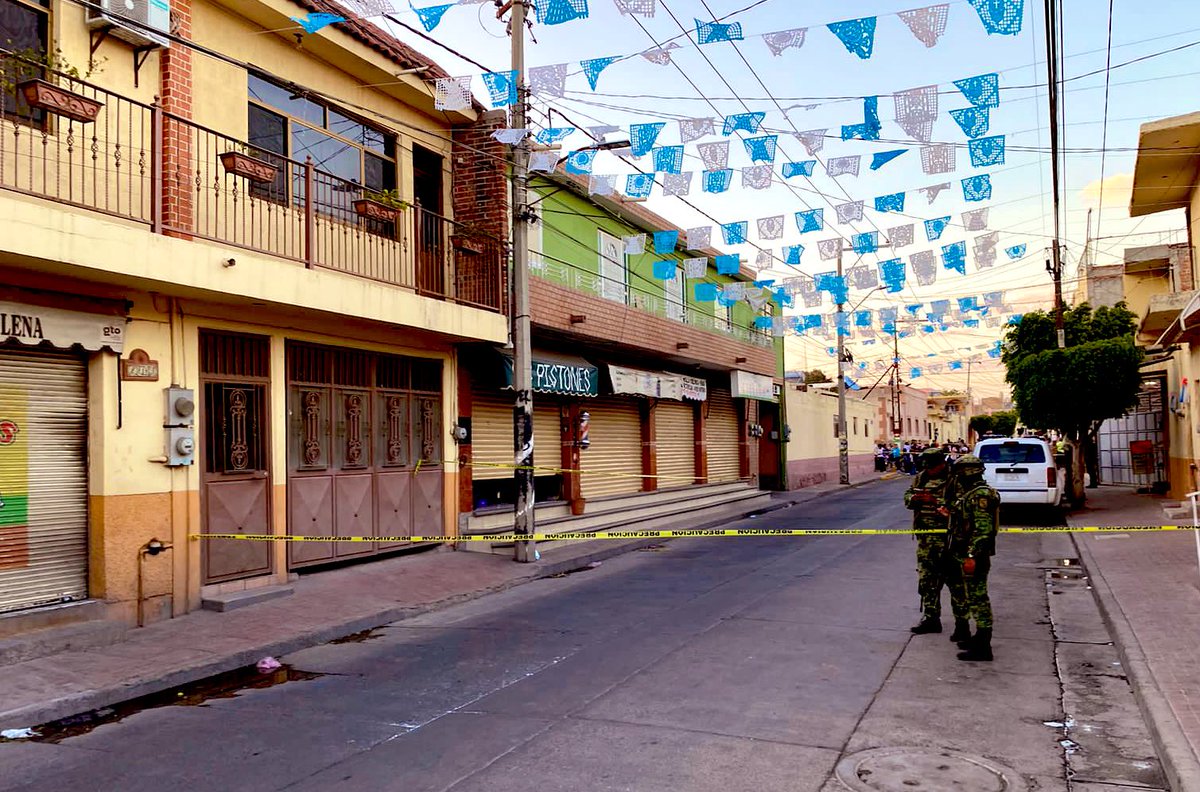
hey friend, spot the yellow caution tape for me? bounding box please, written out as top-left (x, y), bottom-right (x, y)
top-left (188, 525), bottom-right (1191, 543)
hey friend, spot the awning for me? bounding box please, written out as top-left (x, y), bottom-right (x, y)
top-left (730, 370), bottom-right (777, 402)
top-left (608, 365), bottom-right (707, 400)
top-left (502, 350), bottom-right (598, 397)
top-left (0, 300), bottom-right (125, 353)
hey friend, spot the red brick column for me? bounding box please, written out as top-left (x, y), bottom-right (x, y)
top-left (694, 401), bottom-right (708, 484)
top-left (160, 0), bottom-right (194, 237)
top-left (641, 400), bottom-right (657, 492)
top-left (452, 110), bottom-right (510, 311)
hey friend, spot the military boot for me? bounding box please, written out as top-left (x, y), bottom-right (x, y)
top-left (910, 615), bottom-right (942, 634)
top-left (956, 627), bottom-right (993, 661)
top-left (949, 619), bottom-right (971, 644)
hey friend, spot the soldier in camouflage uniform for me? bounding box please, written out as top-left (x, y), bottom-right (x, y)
top-left (945, 454), bottom-right (1001, 662)
top-left (903, 447), bottom-right (952, 634)
top-left (942, 466), bottom-right (973, 644)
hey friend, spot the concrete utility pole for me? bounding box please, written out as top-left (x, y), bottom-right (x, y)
top-left (836, 247), bottom-right (850, 485)
top-left (508, 0), bottom-right (536, 563)
top-left (1044, 0), bottom-right (1066, 349)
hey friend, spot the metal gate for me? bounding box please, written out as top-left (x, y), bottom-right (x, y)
top-left (705, 387), bottom-right (741, 483)
top-left (655, 401), bottom-right (695, 490)
top-left (0, 349), bottom-right (88, 613)
top-left (201, 331), bottom-right (273, 585)
top-left (286, 343), bottom-right (443, 569)
top-left (580, 397), bottom-right (642, 498)
top-left (1098, 378), bottom-right (1165, 486)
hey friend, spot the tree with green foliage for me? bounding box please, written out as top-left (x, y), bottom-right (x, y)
top-left (969, 410), bottom-right (1018, 438)
top-left (803, 369), bottom-right (831, 384)
top-left (1002, 302), bottom-right (1143, 503)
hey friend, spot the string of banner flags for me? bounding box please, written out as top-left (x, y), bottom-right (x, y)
top-left (337, 0), bottom-right (1026, 53)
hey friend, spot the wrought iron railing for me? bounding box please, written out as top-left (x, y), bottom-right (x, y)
top-left (0, 53), bottom-right (505, 313)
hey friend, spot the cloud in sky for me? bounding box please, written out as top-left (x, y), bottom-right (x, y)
top-left (1078, 172), bottom-right (1133, 211)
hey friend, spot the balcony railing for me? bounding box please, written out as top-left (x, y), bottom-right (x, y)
top-left (530, 254), bottom-right (772, 348)
top-left (0, 55), bottom-right (505, 313)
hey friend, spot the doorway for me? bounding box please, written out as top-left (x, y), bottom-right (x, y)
top-left (758, 401), bottom-right (782, 490)
top-left (200, 331), bottom-right (273, 585)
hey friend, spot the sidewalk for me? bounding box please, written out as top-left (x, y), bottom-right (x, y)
top-left (1067, 485), bottom-right (1200, 791)
top-left (0, 480), bottom-right (865, 732)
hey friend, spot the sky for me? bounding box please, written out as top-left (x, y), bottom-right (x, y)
top-left (359, 0), bottom-right (1200, 399)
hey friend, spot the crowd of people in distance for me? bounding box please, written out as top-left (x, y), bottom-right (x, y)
top-left (874, 440), bottom-right (970, 474)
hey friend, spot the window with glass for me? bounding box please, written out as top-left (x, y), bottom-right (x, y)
top-left (0, 0), bottom-right (49, 120)
top-left (246, 73), bottom-right (397, 229)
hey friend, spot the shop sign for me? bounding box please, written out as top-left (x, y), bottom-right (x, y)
top-left (680, 376), bottom-right (708, 401)
top-left (731, 370), bottom-right (777, 402)
top-left (503, 352), bottom-right (598, 397)
top-left (0, 300), bottom-right (125, 353)
top-left (609, 365), bottom-right (662, 398)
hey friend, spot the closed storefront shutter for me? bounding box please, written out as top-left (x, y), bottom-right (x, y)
top-left (0, 350), bottom-right (88, 614)
top-left (533, 401), bottom-right (562, 475)
top-left (705, 387), bottom-right (741, 483)
top-left (580, 396), bottom-right (643, 498)
top-left (655, 401), bottom-right (695, 490)
top-left (471, 394), bottom-right (513, 481)
top-left (472, 394), bottom-right (563, 480)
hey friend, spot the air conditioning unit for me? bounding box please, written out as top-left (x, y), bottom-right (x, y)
top-left (86, 0), bottom-right (172, 50)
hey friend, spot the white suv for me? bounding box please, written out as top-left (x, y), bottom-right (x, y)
top-left (973, 437), bottom-right (1066, 514)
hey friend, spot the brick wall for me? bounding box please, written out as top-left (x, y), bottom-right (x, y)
top-left (530, 278), bottom-right (776, 376)
top-left (160, 0), bottom-right (194, 236)
top-left (452, 110), bottom-right (509, 311)
top-left (452, 110), bottom-right (509, 240)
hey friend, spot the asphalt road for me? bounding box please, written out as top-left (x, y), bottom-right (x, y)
top-left (0, 479), bottom-right (1166, 792)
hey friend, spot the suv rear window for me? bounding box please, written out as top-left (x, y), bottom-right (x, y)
top-left (979, 442), bottom-right (1047, 464)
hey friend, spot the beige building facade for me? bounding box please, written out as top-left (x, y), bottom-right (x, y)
top-left (0, 0), bottom-right (509, 628)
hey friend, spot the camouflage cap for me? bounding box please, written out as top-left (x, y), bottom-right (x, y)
top-left (954, 454), bottom-right (985, 474)
top-left (921, 447), bottom-right (946, 461)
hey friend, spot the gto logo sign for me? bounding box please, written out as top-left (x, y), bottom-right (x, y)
top-left (0, 420), bottom-right (19, 445)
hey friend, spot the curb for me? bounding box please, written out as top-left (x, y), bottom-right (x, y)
top-left (1072, 532), bottom-right (1200, 792)
top-left (3, 483), bottom-right (839, 730)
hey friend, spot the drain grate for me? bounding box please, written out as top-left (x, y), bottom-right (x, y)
top-left (834, 747), bottom-right (1027, 791)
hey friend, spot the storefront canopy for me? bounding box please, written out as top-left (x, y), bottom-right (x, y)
top-left (608, 365), bottom-right (707, 401)
top-left (0, 300), bottom-right (125, 353)
top-left (502, 350), bottom-right (598, 397)
top-left (731, 370), bottom-right (777, 402)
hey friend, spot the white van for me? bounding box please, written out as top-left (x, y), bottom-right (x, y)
top-left (973, 437), bottom-right (1066, 514)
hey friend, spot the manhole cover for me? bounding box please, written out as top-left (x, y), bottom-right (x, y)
top-left (833, 747), bottom-right (1027, 791)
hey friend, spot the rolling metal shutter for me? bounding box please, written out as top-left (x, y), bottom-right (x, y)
top-left (471, 394), bottom-right (561, 480)
top-left (655, 401), bottom-right (695, 489)
top-left (705, 387), bottom-right (741, 483)
top-left (0, 350), bottom-right (88, 614)
top-left (580, 396), bottom-right (643, 498)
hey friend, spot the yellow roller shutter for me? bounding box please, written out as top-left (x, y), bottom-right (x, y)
top-left (705, 387), bottom-right (741, 483)
top-left (533, 400), bottom-right (562, 474)
top-left (0, 350), bottom-right (89, 614)
top-left (471, 393), bottom-right (562, 479)
top-left (471, 394), bottom-right (512, 480)
top-left (655, 401), bottom-right (695, 489)
top-left (580, 397), bottom-right (643, 498)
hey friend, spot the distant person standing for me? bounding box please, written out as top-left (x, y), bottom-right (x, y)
top-left (945, 454), bottom-right (1001, 661)
top-left (904, 447), bottom-right (951, 633)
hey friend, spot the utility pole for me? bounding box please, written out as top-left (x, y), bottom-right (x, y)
top-left (1044, 0), bottom-right (1066, 348)
top-left (508, 0), bottom-right (536, 563)
top-left (836, 246), bottom-right (849, 485)
top-left (891, 330), bottom-right (902, 439)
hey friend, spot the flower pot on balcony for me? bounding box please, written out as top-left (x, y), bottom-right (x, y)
top-left (219, 151), bottom-right (279, 184)
top-left (17, 78), bottom-right (102, 124)
top-left (451, 235), bottom-right (484, 255)
top-left (353, 198), bottom-right (402, 223)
